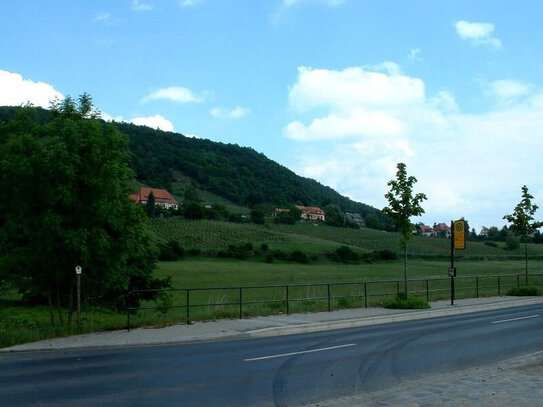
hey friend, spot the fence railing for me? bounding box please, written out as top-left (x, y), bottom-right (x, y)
top-left (126, 273), bottom-right (543, 330)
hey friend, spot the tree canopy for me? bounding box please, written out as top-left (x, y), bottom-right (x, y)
top-left (503, 185), bottom-right (543, 282)
top-left (0, 95), bottom-right (167, 324)
top-left (383, 163), bottom-right (427, 295)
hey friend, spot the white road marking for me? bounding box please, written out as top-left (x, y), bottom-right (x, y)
top-left (244, 343), bottom-right (357, 362)
top-left (492, 314), bottom-right (540, 324)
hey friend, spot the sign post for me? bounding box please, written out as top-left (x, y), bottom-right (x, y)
top-left (450, 220), bottom-right (466, 305)
top-left (75, 265), bottom-right (82, 325)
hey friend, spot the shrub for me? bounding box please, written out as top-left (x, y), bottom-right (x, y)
top-left (288, 250), bottom-right (310, 264)
top-left (376, 249), bottom-right (397, 260)
top-left (505, 234), bottom-right (520, 251)
top-left (484, 240), bottom-right (498, 248)
top-left (272, 249), bottom-right (287, 260)
top-left (158, 239), bottom-right (185, 261)
top-left (188, 248), bottom-right (201, 256)
top-left (506, 286), bottom-right (541, 296)
top-left (383, 294), bottom-right (430, 309)
top-left (334, 245), bottom-right (360, 263)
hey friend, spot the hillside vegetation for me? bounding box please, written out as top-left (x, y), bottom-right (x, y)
top-left (0, 106), bottom-right (390, 227)
top-left (150, 218), bottom-right (543, 260)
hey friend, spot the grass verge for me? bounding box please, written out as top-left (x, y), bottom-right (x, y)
top-left (382, 294), bottom-right (431, 309)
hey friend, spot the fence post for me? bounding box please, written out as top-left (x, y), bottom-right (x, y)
top-left (239, 287), bottom-right (243, 319)
top-left (126, 290), bottom-right (131, 332)
top-left (498, 276), bottom-right (501, 296)
top-left (426, 279), bottom-right (429, 302)
top-left (476, 277), bottom-right (479, 298)
top-left (327, 284), bottom-right (331, 312)
top-left (517, 274), bottom-right (520, 289)
top-left (364, 282), bottom-right (368, 308)
top-left (286, 285), bottom-right (290, 315)
top-left (186, 289), bottom-right (190, 324)
top-left (396, 281), bottom-right (400, 296)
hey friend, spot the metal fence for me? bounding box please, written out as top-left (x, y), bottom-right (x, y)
top-left (126, 273), bottom-right (543, 330)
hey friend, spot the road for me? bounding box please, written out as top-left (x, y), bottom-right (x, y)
top-left (1, 304), bottom-right (542, 406)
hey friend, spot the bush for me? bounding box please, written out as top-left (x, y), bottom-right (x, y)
top-left (288, 250), bottom-right (310, 264)
top-left (506, 286), bottom-right (541, 296)
top-left (484, 240), bottom-right (498, 248)
top-left (218, 243), bottom-right (254, 260)
top-left (383, 294), bottom-right (430, 309)
top-left (505, 234), bottom-right (520, 251)
top-left (334, 245), bottom-right (360, 263)
top-left (272, 249), bottom-right (287, 260)
top-left (376, 249), bottom-right (397, 260)
top-left (158, 239), bottom-right (184, 261)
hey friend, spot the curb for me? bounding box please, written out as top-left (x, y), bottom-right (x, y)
top-left (247, 297), bottom-right (543, 338)
top-left (2, 297), bottom-right (542, 352)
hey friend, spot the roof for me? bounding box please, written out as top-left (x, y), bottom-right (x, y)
top-left (295, 205), bottom-right (325, 215)
top-left (130, 187), bottom-right (178, 205)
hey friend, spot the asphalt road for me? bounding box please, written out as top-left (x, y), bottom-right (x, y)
top-left (1, 304), bottom-right (542, 406)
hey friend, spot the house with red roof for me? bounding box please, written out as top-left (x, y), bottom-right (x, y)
top-left (295, 205), bottom-right (326, 222)
top-left (130, 187), bottom-right (179, 210)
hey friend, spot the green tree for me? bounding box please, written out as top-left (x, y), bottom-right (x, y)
top-left (146, 191), bottom-right (156, 218)
top-left (364, 212), bottom-right (383, 230)
top-left (382, 163), bottom-right (427, 296)
top-left (503, 185), bottom-right (543, 283)
top-left (0, 95), bottom-right (168, 325)
top-left (324, 204), bottom-right (346, 227)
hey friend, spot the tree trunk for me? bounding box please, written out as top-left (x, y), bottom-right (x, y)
top-left (525, 241), bottom-right (528, 284)
top-left (404, 246), bottom-right (408, 297)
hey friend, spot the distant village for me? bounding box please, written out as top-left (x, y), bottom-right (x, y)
top-left (130, 187), bottom-right (468, 238)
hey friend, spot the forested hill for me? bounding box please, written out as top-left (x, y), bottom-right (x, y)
top-left (0, 106), bottom-right (387, 223)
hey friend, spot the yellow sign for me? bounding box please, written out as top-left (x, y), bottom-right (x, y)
top-left (453, 220), bottom-right (466, 250)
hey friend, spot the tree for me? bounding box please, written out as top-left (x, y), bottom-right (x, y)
top-left (324, 204), bottom-right (346, 227)
top-left (383, 163), bottom-right (427, 296)
top-left (364, 212), bottom-right (383, 230)
top-left (503, 185), bottom-right (543, 283)
top-left (0, 95), bottom-right (168, 325)
top-left (146, 191), bottom-right (156, 218)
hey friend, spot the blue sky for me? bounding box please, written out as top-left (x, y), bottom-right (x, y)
top-left (2, 0), bottom-right (543, 232)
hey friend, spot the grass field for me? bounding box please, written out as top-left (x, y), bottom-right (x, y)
top-left (148, 218), bottom-right (543, 260)
top-left (4, 218), bottom-right (543, 348)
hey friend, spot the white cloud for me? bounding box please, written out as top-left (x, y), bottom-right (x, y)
top-left (93, 12), bottom-right (121, 26)
top-left (210, 106), bottom-right (251, 119)
top-left (130, 115), bottom-right (174, 132)
top-left (272, 0), bottom-right (344, 23)
top-left (487, 79), bottom-right (532, 101)
top-left (132, 0), bottom-right (153, 12)
top-left (408, 48), bottom-right (422, 63)
top-left (283, 0), bottom-right (345, 6)
top-left (285, 66), bottom-right (424, 143)
top-left (141, 86), bottom-right (204, 104)
top-left (288, 66), bottom-right (424, 115)
top-left (0, 70), bottom-right (63, 108)
top-left (455, 20), bottom-right (502, 49)
top-left (178, 0), bottom-right (203, 6)
top-left (284, 64), bottom-right (543, 230)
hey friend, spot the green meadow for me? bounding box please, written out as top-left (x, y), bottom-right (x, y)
top-left (3, 219), bottom-right (543, 349)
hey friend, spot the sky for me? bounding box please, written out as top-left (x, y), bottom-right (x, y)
top-left (1, 0), bottom-right (543, 232)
